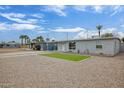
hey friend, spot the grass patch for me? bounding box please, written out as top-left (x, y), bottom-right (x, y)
top-left (40, 52), bottom-right (90, 61)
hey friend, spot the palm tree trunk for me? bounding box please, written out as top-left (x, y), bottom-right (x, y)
top-left (21, 39), bottom-right (23, 45)
top-left (99, 30), bottom-right (100, 37)
top-left (25, 38), bottom-right (26, 45)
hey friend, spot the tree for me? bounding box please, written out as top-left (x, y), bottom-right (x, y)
top-left (96, 25), bottom-right (102, 37)
top-left (122, 37), bottom-right (124, 43)
top-left (32, 39), bottom-right (38, 43)
top-left (24, 35), bottom-right (27, 44)
top-left (36, 36), bottom-right (44, 43)
top-left (27, 38), bottom-right (31, 44)
top-left (23, 35), bottom-right (29, 44)
top-left (20, 35), bottom-right (30, 45)
top-left (19, 35), bottom-right (25, 45)
top-left (101, 33), bottom-right (114, 38)
top-left (26, 35), bottom-right (30, 44)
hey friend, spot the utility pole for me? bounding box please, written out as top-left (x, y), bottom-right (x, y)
top-left (47, 33), bottom-right (49, 39)
top-left (67, 32), bottom-right (68, 41)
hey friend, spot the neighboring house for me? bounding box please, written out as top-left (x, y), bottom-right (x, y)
top-left (0, 42), bottom-right (21, 48)
top-left (47, 38), bottom-right (121, 56)
top-left (40, 42), bottom-right (57, 51)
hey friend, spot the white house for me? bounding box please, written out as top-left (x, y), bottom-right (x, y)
top-left (0, 41), bottom-right (20, 48)
top-left (55, 38), bottom-right (121, 56)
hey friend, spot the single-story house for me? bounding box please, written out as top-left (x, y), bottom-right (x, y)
top-left (0, 42), bottom-right (20, 48)
top-left (40, 42), bottom-right (57, 51)
top-left (45, 38), bottom-right (121, 56)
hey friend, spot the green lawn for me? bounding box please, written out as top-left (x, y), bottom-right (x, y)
top-left (40, 52), bottom-right (90, 61)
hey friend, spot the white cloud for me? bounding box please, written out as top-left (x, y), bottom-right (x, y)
top-left (121, 24), bottom-right (124, 28)
top-left (73, 5), bottom-right (104, 13)
top-left (1, 13), bottom-right (26, 18)
top-left (91, 6), bottom-right (104, 13)
top-left (50, 37), bottom-right (55, 41)
top-left (0, 13), bottom-right (40, 24)
top-left (102, 28), bottom-right (117, 34)
top-left (31, 14), bottom-right (44, 18)
top-left (43, 5), bottom-right (66, 16)
top-left (0, 6), bottom-right (10, 10)
top-left (73, 5), bottom-right (124, 15)
top-left (102, 28), bottom-right (124, 38)
top-left (110, 6), bottom-right (123, 16)
top-left (11, 23), bottom-right (40, 30)
top-left (74, 30), bottom-right (97, 39)
top-left (117, 32), bottom-right (124, 38)
top-left (74, 27), bottom-right (124, 39)
top-left (0, 22), bottom-right (44, 31)
top-left (51, 27), bottom-right (86, 32)
top-left (0, 23), bottom-right (8, 30)
top-left (73, 6), bottom-right (87, 12)
top-left (0, 6), bottom-right (5, 10)
top-left (10, 18), bottom-right (38, 24)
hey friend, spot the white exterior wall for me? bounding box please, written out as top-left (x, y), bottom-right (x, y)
top-left (76, 40), bottom-right (115, 56)
top-left (57, 39), bottom-right (120, 56)
top-left (2, 44), bottom-right (20, 48)
top-left (57, 42), bottom-right (69, 52)
top-left (114, 39), bottom-right (120, 54)
top-left (40, 44), bottom-right (44, 50)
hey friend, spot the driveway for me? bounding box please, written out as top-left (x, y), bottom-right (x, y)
top-left (0, 51), bottom-right (124, 88)
top-left (0, 48), bottom-right (25, 53)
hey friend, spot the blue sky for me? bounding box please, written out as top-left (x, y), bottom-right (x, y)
top-left (0, 5), bottom-right (124, 42)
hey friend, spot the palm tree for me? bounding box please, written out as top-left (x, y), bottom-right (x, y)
top-left (19, 35), bottom-right (25, 45)
top-left (26, 36), bottom-right (29, 44)
top-left (36, 36), bottom-right (44, 43)
top-left (23, 35), bottom-right (29, 45)
top-left (32, 39), bottom-right (37, 43)
top-left (96, 25), bottom-right (102, 37)
top-left (27, 38), bottom-right (30, 44)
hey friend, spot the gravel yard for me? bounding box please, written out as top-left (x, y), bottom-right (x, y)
top-left (0, 48), bottom-right (31, 53)
top-left (0, 51), bottom-right (124, 88)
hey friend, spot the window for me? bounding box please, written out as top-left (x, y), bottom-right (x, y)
top-left (69, 42), bottom-right (76, 49)
top-left (96, 45), bottom-right (102, 49)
